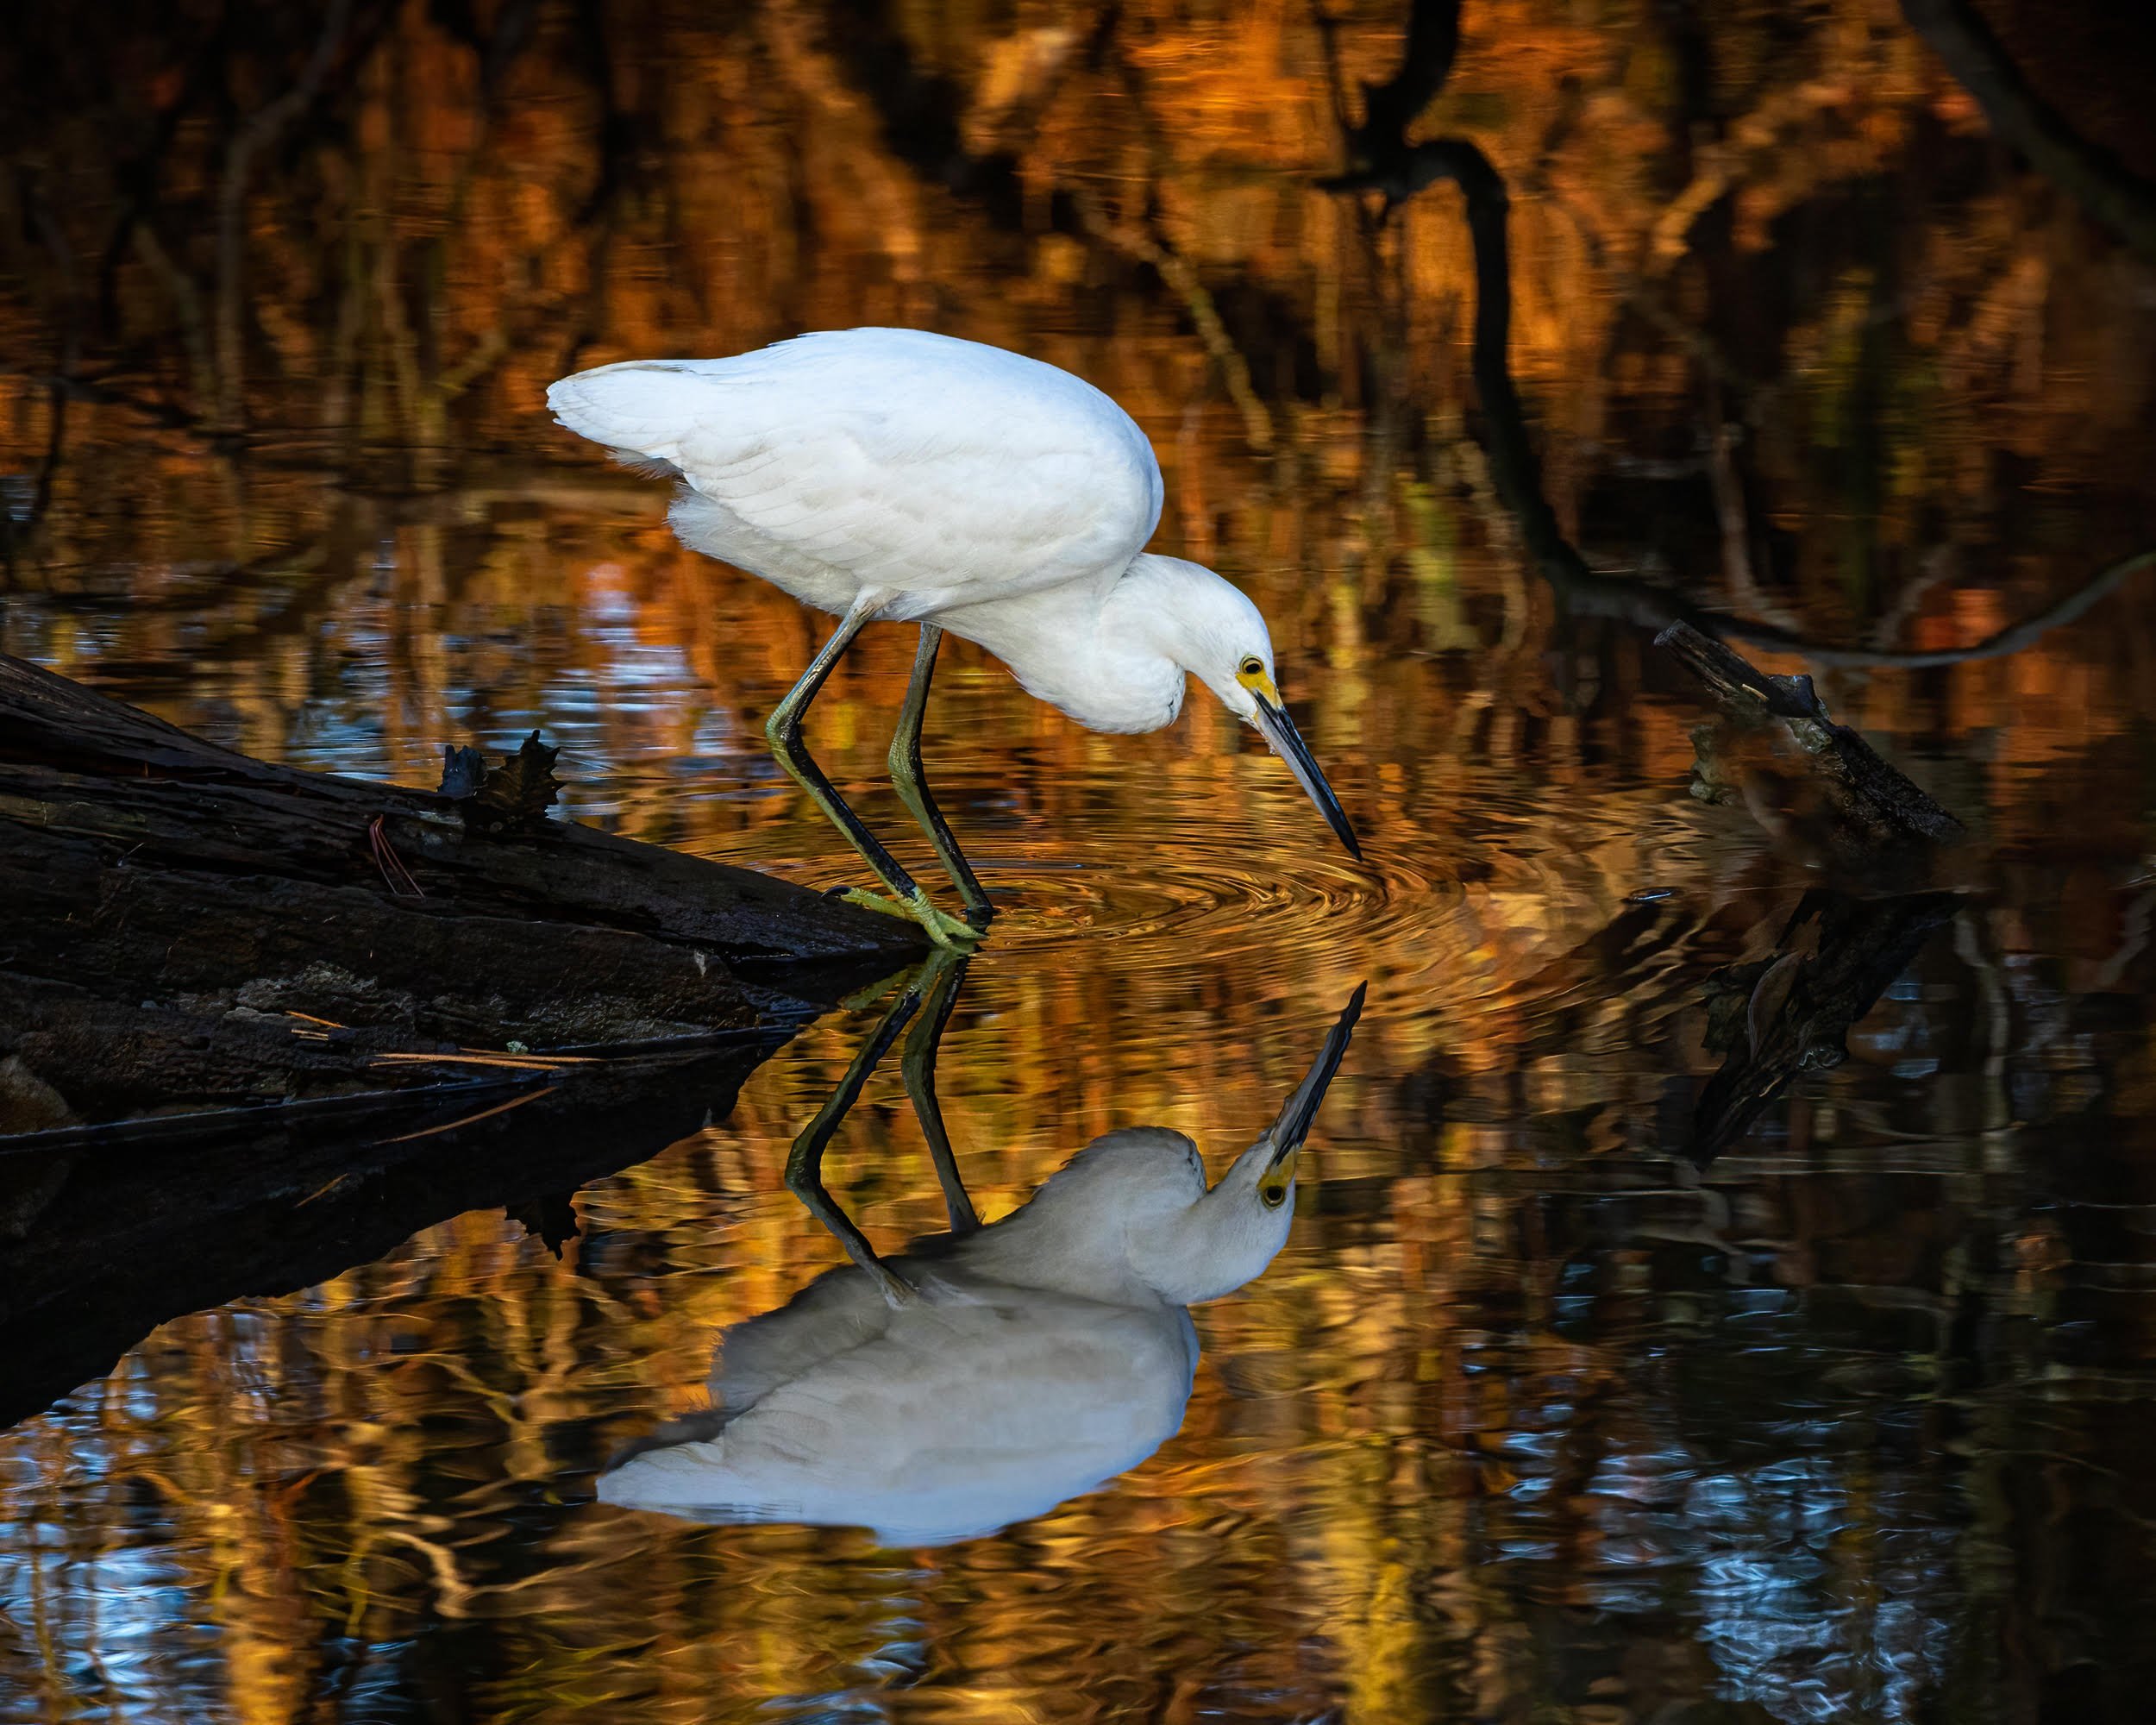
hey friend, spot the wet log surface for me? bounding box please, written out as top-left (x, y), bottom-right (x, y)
top-left (0, 652), bottom-right (924, 1132)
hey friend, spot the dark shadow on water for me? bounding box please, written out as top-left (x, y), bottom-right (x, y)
top-left (0, 1032), bottom-right (793, 1430)
top-left (1690, 888), bottom-right (1963, 1162)
top-left (1367, 881), bottom-right (2156, 1721)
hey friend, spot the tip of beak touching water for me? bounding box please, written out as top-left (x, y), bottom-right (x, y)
top-left (1239, 674), bottom-right (1363, 861)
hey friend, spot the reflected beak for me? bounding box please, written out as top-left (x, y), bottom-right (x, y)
top-left (1263, 982), bottom-right (1367, 1171)
top-left (1245, 678), bottom-right (1362, 860)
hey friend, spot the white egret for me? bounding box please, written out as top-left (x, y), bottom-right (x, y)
top-left (548, 328), bottom-right (1360, 948)
top-left (594, 982), bottom-right (1363, 1544)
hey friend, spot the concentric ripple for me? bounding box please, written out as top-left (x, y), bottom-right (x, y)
top-left (699, 758), bottom-right (1486, 985)
top-left (972, 835), bottom-right (1451, 960)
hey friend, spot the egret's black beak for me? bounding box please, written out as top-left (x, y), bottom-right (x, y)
top-left (1264, 982), bottom-right (1367, 1171)
top-left (1249, 684), bottom-right (1362, 860)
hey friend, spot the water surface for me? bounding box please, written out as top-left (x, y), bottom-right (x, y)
top-left (3, 2), bottom-right (2156, 1719)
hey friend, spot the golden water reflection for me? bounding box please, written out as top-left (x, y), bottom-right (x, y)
top-left (4, 0), bottom-right (2156, 1718)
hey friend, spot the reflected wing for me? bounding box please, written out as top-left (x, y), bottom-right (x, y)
top-left (710, 1255), bottom-right (898, 1412)
top-left (548, 329), bottom-right (1163, 608)
top-left (597, 1287), bottom-right (1197, 1544)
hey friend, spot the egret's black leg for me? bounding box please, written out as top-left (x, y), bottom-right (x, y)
top-left (782, 966), bottom-right (931, 1307)
top-left (900, 949), bottom-right (979, 1235)
top-left (765, 602), bottom-right (976, 949)
top-left (888, 624), bottom-right (994, 931)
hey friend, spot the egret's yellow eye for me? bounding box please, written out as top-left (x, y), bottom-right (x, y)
top-left (1258, 1146), bottom-right (1298, 1208)
top-left (1238, 656), bottom-right (1264, 679)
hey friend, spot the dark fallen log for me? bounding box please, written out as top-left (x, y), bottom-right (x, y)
top-left (0, 1031), bottom-right (787, 1429)
top-left (0, 652), bottom-right (924, 1129)
top-left (1655, 620), bottom-right (1966, 862)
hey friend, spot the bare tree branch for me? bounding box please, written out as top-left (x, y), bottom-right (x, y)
top-left (1319, 2), bottom-right (2156, 672)
top-left (1727, 548), bottom-right (2156, 669)
top-left (1069, 189), bottom-right (1275, 453)
top-left (214, 0), bottom-right (354, 431)
top-left (1901, 0), bottom-right (2156, 262)
top-left (1346, 0), bottom-right (1461, 166)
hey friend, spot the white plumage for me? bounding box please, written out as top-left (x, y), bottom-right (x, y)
top-left (549, 329), bottom-right (1162, 623)
top-left (548, 328), bottom-right (1359, 944)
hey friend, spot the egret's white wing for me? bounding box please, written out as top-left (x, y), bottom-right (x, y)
top-left (548, 329), bottom-right (1164, 618)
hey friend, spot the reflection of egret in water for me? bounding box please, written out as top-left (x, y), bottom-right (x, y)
top-left (598, 963), bottom-right (1364, 1546)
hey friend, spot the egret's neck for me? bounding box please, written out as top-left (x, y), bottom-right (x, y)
top-left (962, 1133), bottom-right (1294, 1308)
top-left (1128, 1148), bottom-right (1294, 1305)
top-left (970, 1147), bottom-right (1285, 1311)
top-left (936, 554), bottom-right (1212, 736)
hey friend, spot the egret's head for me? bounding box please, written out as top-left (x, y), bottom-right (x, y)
top-left (1124, 983), bottom-right (1367, 1306)
top-left (1125, 554), bottom-right (1362, 858)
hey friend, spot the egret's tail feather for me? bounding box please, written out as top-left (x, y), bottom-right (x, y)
top-left (546, 360), bottom-right (727, 470)
top-left (608, 449), bottom-right (685, 481)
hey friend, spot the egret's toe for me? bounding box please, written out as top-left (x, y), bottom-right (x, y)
top-left (840, 886), bottom-right (984, 950)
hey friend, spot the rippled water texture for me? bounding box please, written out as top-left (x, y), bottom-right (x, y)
top-left (5, 1), bottom-right (2156, 1721)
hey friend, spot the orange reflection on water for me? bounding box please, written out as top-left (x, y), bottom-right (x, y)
top-left (4, 0), bottom-right (2156, 1718)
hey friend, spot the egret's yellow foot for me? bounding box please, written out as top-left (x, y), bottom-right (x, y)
top-left (842, 886), bottom-right (984, 950)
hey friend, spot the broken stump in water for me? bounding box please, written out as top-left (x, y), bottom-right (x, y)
top-left (1655, 624), bottom-right (1968, 1161)
top-left (0, 652), bottom-right (924, 1135)
top-left (1657, 621), bottom-right (1966, 862)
